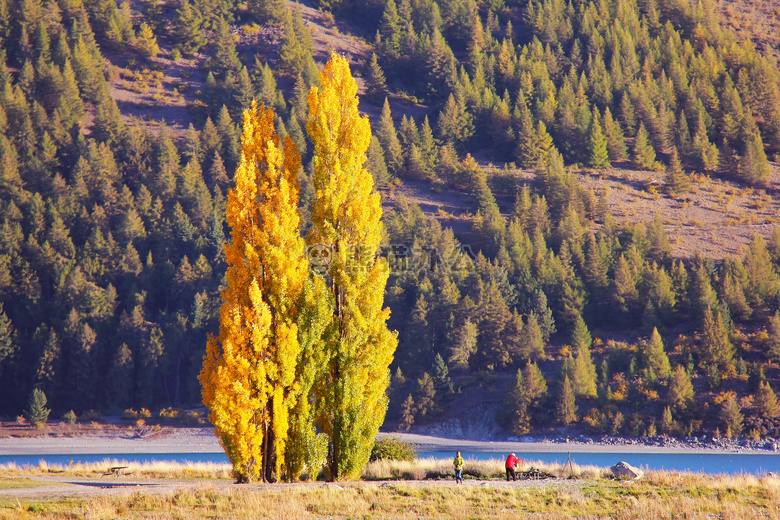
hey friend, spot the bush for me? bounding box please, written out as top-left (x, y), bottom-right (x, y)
top-left (158, 407), bottom-right (181, 421)
top-left (369, 437), bottom-right (417, 462)
top-left (80, 409), bottom-right (102, 422)
top-left (62, 410), bottom-right (77, 425)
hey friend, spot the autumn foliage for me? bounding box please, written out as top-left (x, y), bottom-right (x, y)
top-left (201, 56), bottom-right (396, 483)
top-left (307, 55), bottom-right (398, 481)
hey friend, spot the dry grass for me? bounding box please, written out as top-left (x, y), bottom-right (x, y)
top-left (2, 457), bottom-right (780, 518)
top-left (3, 470), bottom-right (780, 519)
top-left (0, 460), bottom-right (233, 479)
top-left (363, 457), bottom-right (607, 481)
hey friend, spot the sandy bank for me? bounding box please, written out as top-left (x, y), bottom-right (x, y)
top-left (381, 432), bottom-right (780, 455)
top-left (1, 427), bottom-right (778, 456)
top-left (0, 428), bottom-right (220, 456)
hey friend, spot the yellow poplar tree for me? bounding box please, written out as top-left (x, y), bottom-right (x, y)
top-left (307, 54), bottom-right (398, 481)
top-left (199, 101), bottom-right (308, 483)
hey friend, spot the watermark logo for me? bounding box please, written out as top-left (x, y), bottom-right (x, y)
top-left (305, 243), bottom-right (475, 274)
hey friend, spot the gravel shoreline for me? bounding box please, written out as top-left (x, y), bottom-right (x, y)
top-left (1, 427), bottom-right (779, 456)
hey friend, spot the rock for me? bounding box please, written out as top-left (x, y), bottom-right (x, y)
top-left (610, 461), bottom-right (644, 480)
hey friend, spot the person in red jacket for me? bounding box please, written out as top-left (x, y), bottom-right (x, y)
top-left (505, 453), bottom-right (521, 481)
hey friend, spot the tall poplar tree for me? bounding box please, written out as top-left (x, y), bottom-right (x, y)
top-left (307, 55), bottom-right (398, 481)
top-left (200, 102), bottom-right (308, 483)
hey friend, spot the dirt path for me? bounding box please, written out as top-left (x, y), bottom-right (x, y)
top-left (0, 474), bottom-right (585, 502)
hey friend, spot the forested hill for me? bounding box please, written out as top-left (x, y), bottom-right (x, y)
top-left (1, 0), bottom-right (780, 441)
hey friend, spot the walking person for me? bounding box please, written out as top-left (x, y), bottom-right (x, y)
top-left (453, 451), bottom-right (464, 484)
top-left (505, 453), bottom-right (521, 481)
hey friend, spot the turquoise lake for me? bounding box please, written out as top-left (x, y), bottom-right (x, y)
top-left (1, 451), bottom-right (779, 476)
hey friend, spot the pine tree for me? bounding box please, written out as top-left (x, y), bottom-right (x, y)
top-left (660, 405), bottom-right (674, 435)
top-left (199, 101), bottom-right (308, 483)
top-left (365, 53), bottom-right (388, 105)
top-left (602, 107), bottom-right (627, 160)
top-left (135, 23), bottom-right (159, 58)
top-left (664, 147), bottom-right (690, 196)
top-left (376, 98), bottom-right (403, 176)
top-left (307, 55), bottom-right (397, 481)
top-left (643, 327), bottom-right (671, 380)
top-left (587, 110), bottom-right (610, 169)
top-left (366, 135), bottom-right (390, 186)
top-left (572, 339), bottom-right (597, 399)
top-left (632, 123), bottom-right (656, 169)
top-left (556, 375), bottom-right (578, 425)
top-left (212, 17), bottom-right (241, 77)
top-left (448, 318), bottom-right (477, 370)
top-left (754, 381), bottom-right (780, 420)
top-left (24, 388), bottom-right (50, 427)
top-left (699, 306), bottom-right (734, 377)
top-left (739, 133), bottom-right (770, 186)
top-left (718, 395), bottom-right (743, 436)
top-left (432, 353), bottom-right (451, 396)
top-left (0, 303), bottom-right (15, 370)
top-left (611, 252), bottom-right (638, 318)
top-left (768, 311), bottom-right (780, 362)
top-left (521, 312), bottom-right (545, 360)
top-left (744, 234), bottom-right (780, 311)
top-left (248, 0), bottom-right (285, 24)
top-left (173, 0), bottom-right (205, 55)
top-left (399, 394), bottom-right (415, 430)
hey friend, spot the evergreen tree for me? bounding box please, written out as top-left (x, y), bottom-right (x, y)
top-left (632, 123), bottom-right (656, 169)
top-left (399, 394), bottom-right (414, 430)
top-left (375, 98), bottom-right (403, 176)
top-left (522, 312), bottom-right (545, 360)
top-left (738, 133), bottom-right (770, 186)
top-left (365, 53), bottom-right (388, 105)
top-left (448, 318), bottom-right (477, 370)
top-left (135, 23), bottom-right (159, 58)
top-left (744, 234), bottom-right (780, 311)
top-left (307, 55), bottom-right (397, 481)
top-left (24, 388), bottom-right (49, 427)
top-left (699, 306), bottom-right (734, 378)
top-left (664, 147), bottom-right (690, 196)
top-left (602, 107), bottom-right (627, 160)
top-left (643, 327), bottom-right (671, 380)
top-left (718, 395), bottom-right (743, 437)
top-left (173, 0), bottom-right (205, 55)
top-left (0, 303), bottom-right (15, 371)
top-left (432, 353), bottom-right (451, 396)
top-left (556, 375), bottom-right (578, 425)
top-left (754, 381), bottom-right (780, 420)
top-left (249, 0), bottom-right (285, 24)
top-left (366, 136), bottom-right (390, 186)
top-left (211, 18), bottom-right (241, 78)
top-left (587, 110), bottom-right (609, 168)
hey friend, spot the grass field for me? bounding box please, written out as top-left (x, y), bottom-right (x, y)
top-left (1, 458), bottom-right (780, 519)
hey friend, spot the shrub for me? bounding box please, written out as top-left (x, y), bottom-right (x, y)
top-left (370, 437), bottom-right (417, 462)
top-left (62, 410), bottom-right (77, 425)
top-left (80, 409), bottom-right (102, 422)
top-left (158, 407), bottom-right (181, 421)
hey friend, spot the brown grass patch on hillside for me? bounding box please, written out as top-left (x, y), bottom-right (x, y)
top-left (388, 160), bottom-right (780, 262)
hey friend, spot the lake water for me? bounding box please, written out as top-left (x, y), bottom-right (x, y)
top-left (2, 451), bottom-right (780, 476)
top-left (420, 451), bottom-right (780, 476)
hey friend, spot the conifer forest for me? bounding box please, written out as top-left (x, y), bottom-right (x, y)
top-left (1, 0), bottom-right (780, 451)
